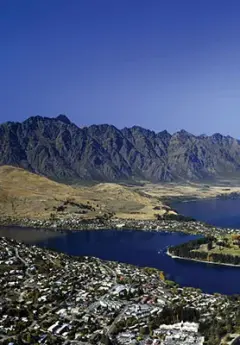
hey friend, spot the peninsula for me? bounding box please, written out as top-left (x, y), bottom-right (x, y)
top-left (168, 235), bottom-right (240, 267)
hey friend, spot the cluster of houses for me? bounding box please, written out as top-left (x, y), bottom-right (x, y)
top-left (0, 237), bottom-right (239, 345)
top-left (2, 214), bottom-right (240, 238)
top-left (117, 322), bottom-right (204, 345)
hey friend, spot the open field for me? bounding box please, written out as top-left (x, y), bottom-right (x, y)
top-left (195, 234), bottom-right (240, 257)
top-left (134, 182), bottom-right (240, 202)
top-left (0, 166), bottom-right (167, 221)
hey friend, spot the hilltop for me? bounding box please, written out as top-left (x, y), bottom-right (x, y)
top-left (0, 166), bottom-right (164, 221)
top-left (2, 115), bottom-right (240, 183)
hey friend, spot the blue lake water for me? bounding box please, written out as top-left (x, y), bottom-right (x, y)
top-left (1, 196), bottom-right (240, 296)
top-left (173, 198), bottom-right (240, 228)
top-left (1, 227), bottom-right (236, 295)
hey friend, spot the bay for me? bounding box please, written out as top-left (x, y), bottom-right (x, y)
top-left (0, 226), bottom-right (239, 295)
top-left (173, 198), bottom-right (240, 228)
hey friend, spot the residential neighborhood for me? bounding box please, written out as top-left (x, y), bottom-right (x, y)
top-left (0, 237), bottom-right (239, 345)
top-left (1, 216), bottom-right (240, 238)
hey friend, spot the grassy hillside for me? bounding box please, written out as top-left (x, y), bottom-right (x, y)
top-left (169, 235), bottom-right (240, 266)
top-left (0, 166), bottom-right (163, 221)
top-left (196, 234), bottom-right (240, 257)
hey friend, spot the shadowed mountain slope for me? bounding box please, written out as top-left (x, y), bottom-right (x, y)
top-left (1, 115), bottom-right (240, 182)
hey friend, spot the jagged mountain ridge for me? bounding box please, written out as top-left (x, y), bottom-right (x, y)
top-left (1, 115), bottom-right (240, 182)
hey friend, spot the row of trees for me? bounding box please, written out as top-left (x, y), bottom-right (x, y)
top-left (169, 237), bottom-right (211, 259)
top-left (155, 213), bottom-right (196, 222)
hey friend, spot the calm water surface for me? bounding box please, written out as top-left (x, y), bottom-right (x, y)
top-left (173, 198), bottom-right (240, 228)
top-left (1, 226), bottom-right (239, 295)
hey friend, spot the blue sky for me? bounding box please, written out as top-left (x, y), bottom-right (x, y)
top-left (1, 0), bottom-right (240, 136)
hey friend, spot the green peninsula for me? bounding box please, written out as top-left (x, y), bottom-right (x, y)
top-left (168, 234), bottom-right (240, 266)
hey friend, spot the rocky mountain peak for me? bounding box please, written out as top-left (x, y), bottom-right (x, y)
top-left (1, 115), bottom-right (240, 182)
top-left (55, 114), bottom-right (71, 125)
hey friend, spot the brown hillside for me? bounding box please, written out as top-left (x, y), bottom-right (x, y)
top-left (0, 166), bottom-right (162, 220)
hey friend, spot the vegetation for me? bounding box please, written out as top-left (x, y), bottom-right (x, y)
top-left (160, 213), bottom-right (196, 222)
top-left (169, 235), bottom-right (240, 266)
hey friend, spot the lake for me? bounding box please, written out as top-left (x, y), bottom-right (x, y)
top-left (1, 226), bottom-right (239, 295)
top-left (173, 197), bottom-right (240, 228)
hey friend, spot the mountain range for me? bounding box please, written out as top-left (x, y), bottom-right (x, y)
top-left (1, 115), bottom-right (240, 182)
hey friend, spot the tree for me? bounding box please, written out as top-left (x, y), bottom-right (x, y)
top-left (207, 241), bottom-right (213, 251)
top-left (159, 271), bottom-right (165, 281)
top-left (100, 334), bottom-right (112, 345)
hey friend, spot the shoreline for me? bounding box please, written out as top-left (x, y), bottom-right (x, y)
top-left (167, 249), bottom-right (240, 268)
top-left (1, 192), bottom-right (240, 236)
top-left (162, 191), bottom-right (240, 206)
top-left (0, 223), bottom-right (200, 238)
top-left (1, 215), bottom-right (240, 237)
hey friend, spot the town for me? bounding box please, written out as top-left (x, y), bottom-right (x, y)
top-left (1, 215), bottom-right (240, 238)
top-left (0, 237), bottom-right (239, 345)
